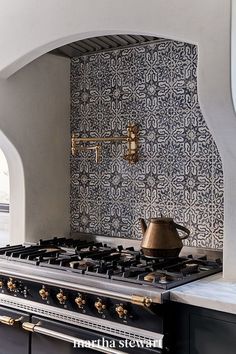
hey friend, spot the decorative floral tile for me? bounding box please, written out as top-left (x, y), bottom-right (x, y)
top-left (70, 39), bottom-right (224, 249)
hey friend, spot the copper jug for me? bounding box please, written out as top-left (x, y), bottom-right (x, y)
top-left (140, 216), bottom-right (190, 258)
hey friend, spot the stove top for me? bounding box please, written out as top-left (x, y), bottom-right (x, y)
top-left (0, 237), bottom-right (222, 290)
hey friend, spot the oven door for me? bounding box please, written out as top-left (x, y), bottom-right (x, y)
top-left (0, 306), bottom-right (29, 354)
top-left (28, 316), bottom-right (163, 354)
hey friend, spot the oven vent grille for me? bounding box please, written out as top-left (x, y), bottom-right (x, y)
top-left (0, 296), bottom-right (163, 347)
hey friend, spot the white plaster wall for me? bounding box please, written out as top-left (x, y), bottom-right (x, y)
top-left (0, 130), bottom-right (25, 245)
top-left (0, 0), bottom-right (235, 277)
top-left (232, 0), bottom-right (236, 115)
top-left (0, 54), bottom-right (70, 243)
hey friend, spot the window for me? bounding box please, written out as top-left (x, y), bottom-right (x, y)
top-left (0, 149), bottom-right (9, 246)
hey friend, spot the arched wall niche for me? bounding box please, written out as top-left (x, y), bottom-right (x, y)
top-left (0, 0), bottom-right (235, 278)
top-left (0, 130), bottom-right (25, 245)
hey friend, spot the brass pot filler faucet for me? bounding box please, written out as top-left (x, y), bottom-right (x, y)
top-left (71, 123), bottom-right (139, 165)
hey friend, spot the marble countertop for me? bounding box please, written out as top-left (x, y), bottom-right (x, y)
top-left (170, 273), bottom-right (236, 315)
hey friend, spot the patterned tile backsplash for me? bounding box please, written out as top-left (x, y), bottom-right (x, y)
top-left (70, 39), bottom-right (224, 249)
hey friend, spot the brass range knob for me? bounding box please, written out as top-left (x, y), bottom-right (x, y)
top-left (0, 280), bottom-right (3, 288)
top-left (7, 278), bottom-right (16, 291)
top-left (115, 304), bottom-right (128, 319)
top-left (75, 295), bottom-right (86, 309)
top-left (56, 290), bottom-right (67, 305)
top-left (39, 287), bottom-right (49, 300)
top-left (94, 299), bottom-right (106, 313)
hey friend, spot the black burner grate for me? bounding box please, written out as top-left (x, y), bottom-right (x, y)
top-left (0, 238), bottom-right (222, 289)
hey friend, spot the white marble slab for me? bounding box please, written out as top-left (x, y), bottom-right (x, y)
top-left (170, 273), bottom-right (236, 315)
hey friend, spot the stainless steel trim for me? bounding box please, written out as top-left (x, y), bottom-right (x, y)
top-left (22, 321), bottom-right (128, 354)
top-left (0, 294), bottom-right (164, 348)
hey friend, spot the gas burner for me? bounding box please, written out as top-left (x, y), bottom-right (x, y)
top-left (143, 271), bottom-right (178, 284)
top-left (69, 259), bottom-right (97, 270)
top-left (159, 275), bottom-right (168, 284)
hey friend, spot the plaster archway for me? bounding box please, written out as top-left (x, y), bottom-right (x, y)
top-left (0, 0), bottom-right (235, 278)
top-left (0, 130), bottom-right (25, 245)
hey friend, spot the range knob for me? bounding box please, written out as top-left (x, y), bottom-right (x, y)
top-left (115, 304), bottom-right (128, 319)
top-left (75, 294), bottom-right (86, 309)
top-left (94, 299), bottom-right (106, 313)
top-left (7, 278), bottom-right (16, 292)
top-left (39, 286), bottom-right (49, 300)
top-left (56, 290), bottom-right (67, 305)
top-left (0, 280), bottom-right (3, 289)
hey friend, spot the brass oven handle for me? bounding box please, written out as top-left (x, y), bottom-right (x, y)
top-left (22, 322), bottom-right (129, 354)
top-left (0, 315), bottom-right (23, 326)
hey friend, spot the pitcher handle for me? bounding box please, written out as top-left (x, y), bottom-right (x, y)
top-left (174, 223), bottom-right (190, 240)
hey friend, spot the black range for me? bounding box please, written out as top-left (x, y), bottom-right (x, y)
top-left (0, 236), bottom-right (222, 354)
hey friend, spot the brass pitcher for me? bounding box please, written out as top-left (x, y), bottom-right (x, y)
top-left (140, 216), bottom-right (190, 258)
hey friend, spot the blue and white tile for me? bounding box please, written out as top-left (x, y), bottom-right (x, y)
top-left (70, 39), bottom-right (224, 248)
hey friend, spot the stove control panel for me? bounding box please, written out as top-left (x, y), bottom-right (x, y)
top-left (0, 275), bottom-right (163, 333)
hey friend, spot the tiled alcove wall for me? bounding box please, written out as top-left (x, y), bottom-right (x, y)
top-left (70, 39), bottom-right (223, 249)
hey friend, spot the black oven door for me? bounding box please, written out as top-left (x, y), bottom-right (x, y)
top-left (0, 306), bottom-right (29, 354)
top-left (30, 316), bottom-right (163, 354)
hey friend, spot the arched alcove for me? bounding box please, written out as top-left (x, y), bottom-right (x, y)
top-left (0, 131), bottom-right (25, 245)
